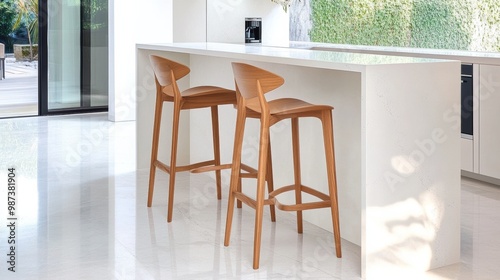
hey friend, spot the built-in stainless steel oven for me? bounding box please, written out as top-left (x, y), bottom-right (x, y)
top-left (461, 64), bottom-right (473, 138)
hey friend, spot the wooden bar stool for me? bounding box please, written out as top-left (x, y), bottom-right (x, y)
top-left (224, 62), bottom-right (342, 269)
top-left (148, 55), bottom-right (237, 222)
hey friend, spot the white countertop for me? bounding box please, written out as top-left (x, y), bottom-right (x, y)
top-left (137, 42), bottom-right (454, 73)
top-left (288, 41), bottom-right (500, 65)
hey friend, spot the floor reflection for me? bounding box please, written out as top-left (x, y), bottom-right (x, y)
top-left (1, 114), bottom-right (500, 279)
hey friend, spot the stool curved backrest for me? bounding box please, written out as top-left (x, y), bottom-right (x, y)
top-left (232, 62), bottom-right (285, 114)
top-left (149, 55), bottom-right (190, 98)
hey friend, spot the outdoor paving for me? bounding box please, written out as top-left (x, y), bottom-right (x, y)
top-left (0, 56), bottom-right (38, 118)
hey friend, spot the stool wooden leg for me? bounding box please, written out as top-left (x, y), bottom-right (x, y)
top-left (291, 118), bottom-right (303, 233)
top-left (321, 110), bottom-right (342, 258)
top-left (167, 102), bottom-right (182, 223)
top-left (253, 120), bottom-right (270, 269)
top-left (266, 136), bottom-right (276, 222)
top-left (148, 95), bottom-right (163, 207)
top-left (211, 106), bottom-right (222, 200)
top-left (224, 103), bottom-right (246, 247)
top-left (237, 177), bottom-right (242, 208)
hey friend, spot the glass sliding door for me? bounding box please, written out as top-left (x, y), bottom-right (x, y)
top-left (47, 0), bottom-right (81, 110)
top-left (84, 0), bottom-right (108, 107)
top-left (40, 0), bottom-right (108, 115)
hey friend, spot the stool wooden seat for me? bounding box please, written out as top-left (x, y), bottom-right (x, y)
top-left (224, 62), bottom-right (342, 269)
top-left (148, 55), bottom-right (237, 222)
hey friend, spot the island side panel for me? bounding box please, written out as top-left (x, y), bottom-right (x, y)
top-left (136, 49), bottom-right (192, 170)
top-left (189, 54), bottom-right (363, 247)
top-left (362, 61), bottom-right (461, 278)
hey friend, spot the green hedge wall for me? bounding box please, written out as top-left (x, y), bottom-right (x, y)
top-left (310, 0), bottom-right (500, 52)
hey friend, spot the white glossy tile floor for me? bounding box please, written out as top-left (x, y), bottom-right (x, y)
top-left (0, 113), bottom-right (499, 280)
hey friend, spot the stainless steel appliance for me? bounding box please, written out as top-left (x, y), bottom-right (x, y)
top-left (245, 18), bottom-right (262, 44)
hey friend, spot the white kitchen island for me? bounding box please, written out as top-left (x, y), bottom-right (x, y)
top-left (135, 42), bottom-right (461, 279)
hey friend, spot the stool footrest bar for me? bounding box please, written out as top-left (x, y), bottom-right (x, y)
top-left (191, 163), bottom-right (232, 173)
top-left (269, 184), bottom-right (332, 211)
top-left (234, 192), bottom-right (274, 209)
top-left (155, 159), bottom-right (218, 174)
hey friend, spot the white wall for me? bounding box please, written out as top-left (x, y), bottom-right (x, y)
top-left (171, 0), bottom-right (289, 45)
top-left (207, 0), bottom-right (289, 46)
top-left (173, 0), bottom-right (207, 42)
top-left (109, 0), bottom-right (173, 122)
